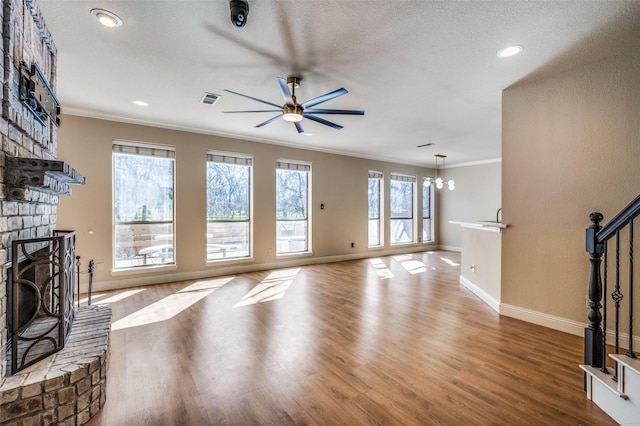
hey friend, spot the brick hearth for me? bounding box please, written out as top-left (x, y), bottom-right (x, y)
top-left (0, 305), bottom-right (111, 425)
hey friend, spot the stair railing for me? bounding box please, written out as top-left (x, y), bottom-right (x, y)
top-left (585, 194), bottom-right (640, 383)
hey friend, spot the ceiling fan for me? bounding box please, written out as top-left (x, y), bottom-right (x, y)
top-left (223, 77), bottom-right (365, 133)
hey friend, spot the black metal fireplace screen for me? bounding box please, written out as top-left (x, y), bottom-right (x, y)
top-left (8, 231), bottom-right (76, 374)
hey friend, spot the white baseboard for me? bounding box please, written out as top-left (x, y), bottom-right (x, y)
top-left (483, 303), bottom-right (640, 351)
top-left (499, 303), bottom-right (585, 336)
top-left (438, 245), bottom-right (461, 252)
top-left (82, 244), bottom-right (440, 293)
top-left (459, 275), bottom-right (500, 314)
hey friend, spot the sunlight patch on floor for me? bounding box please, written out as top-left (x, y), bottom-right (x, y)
top-left (393, 254), bottom-right (413, 261)
top-left (234, 268), bottom-right (300, 307)
top-left (370, 258), bottom-right (394, 279)
top-left (440, 257), bottom-right (460, 266)
top-left (111, 277), bottom-right (234, 330)
top-left (402, 259), bottom-right (426, 274)
top-left (93, 289), bottom-right (145, 305)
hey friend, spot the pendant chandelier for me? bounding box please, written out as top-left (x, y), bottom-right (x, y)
top-left (426, 154), bottom-right (455, 190)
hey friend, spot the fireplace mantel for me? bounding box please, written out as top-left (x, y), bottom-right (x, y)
top-left (5, 157), bottom-right (86, 201)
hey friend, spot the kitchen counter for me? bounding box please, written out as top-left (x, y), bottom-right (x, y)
top-left (449, 220), bottom-right (507, 232)
top-left (449, 220), bottom-right (507, 313)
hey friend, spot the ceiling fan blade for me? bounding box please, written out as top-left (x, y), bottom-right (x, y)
top-left (276, 77), bottom-right (295, 107)
top-left (303, 108), bottom-right (365, 115)
top-left (255, 114), bottom-right (282, 128)
top-left (301, 88), bottom-right (348, 109)
top-left (224, 109), bottom-right (282, 113)
top-left (303, 113), bottom-right (343, 130)
top-left (223, 89), bottom-right (282, 109)
top-left (294, 121), bottom-right (305, 133)
top-left (224, 110), bottom-right (283, 114)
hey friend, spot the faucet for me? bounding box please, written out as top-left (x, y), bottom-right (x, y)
top-left (496, 208), bottom-right (502, 223)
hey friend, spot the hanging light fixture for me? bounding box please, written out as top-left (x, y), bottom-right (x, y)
top-left (425, 154), bottom-right (455, 190)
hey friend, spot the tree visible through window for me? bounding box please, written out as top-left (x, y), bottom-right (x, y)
top-left (390, 173), bottom-right (415, 244)
top-left (113, 142), bottom-right (175, 268)
top-left (368, 171), bottom-right (383, 246)
top-left (276, 161), bottom-right (310, 254)
top-left (423, 177), bottom-right (432, 242)
top-left (206, 153), bottom-right (251, 260)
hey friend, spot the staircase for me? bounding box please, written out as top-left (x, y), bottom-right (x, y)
top-left (581, 355), bottom-right (640, 425)
top-left (582, 195), bottom-right (640, 425)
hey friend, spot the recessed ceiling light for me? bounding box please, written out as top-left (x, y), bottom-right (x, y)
top-left (91, 9), bottom-right (123, 28)
top-left (132, 100), bottom-right (149, 106)
top-left (302, 132), bottom-right (313, 136)
top-left (497, 45), bottom-right (523, 58)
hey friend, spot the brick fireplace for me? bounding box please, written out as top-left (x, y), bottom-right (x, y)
top-left (1, 1), bottom-right (111, 424)
top-left (1, 0), bottom-right (63, 384)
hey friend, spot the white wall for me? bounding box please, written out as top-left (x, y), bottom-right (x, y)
top-left (438, 161), bottom-right (502, 250)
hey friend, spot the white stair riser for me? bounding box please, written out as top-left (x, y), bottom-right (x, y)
top-left (582, 356), bottom-right (640, 426)
top-left (586, 372), bottom-right (639, 425)
top-left (620, 363), bottom-right (640, 411)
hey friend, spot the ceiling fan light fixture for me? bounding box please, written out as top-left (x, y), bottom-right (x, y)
top-left (282, 105), bottom-right (304, 122)
top-left (283, 113), bottom-right (303, 122)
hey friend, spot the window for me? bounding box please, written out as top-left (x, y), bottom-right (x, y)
top-left (113, 142), bottom-right (175, 268)
top-left (206, 152), bottom-right (252, 261)
top-left (422, 177), bottom-right (433, 242)
top-left (368, 170), bottom-right (383, 247)
top-left (276, 160), bottom-right (310, 254)
top-left (390, 173), bottom-right (415, 244)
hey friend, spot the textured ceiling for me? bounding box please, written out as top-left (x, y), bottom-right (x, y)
top-left (38, 1), bottom-right (640, 167)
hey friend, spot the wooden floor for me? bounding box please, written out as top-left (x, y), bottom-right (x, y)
top-left (85, 251), bottom-right (615, 425)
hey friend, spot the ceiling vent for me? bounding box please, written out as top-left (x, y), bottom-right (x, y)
top-left (201, 92), bottom-right (220, 106)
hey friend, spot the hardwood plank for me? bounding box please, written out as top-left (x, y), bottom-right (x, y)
top-left (84, 251), bottom-right (616, 425)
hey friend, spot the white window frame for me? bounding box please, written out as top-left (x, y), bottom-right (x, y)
top-left (112, 141), bottom-right (176, 270)
top-left (368, 170), bottom-right (384, 247)
top-left (389, 173), bottom-right (416, 245)
top-left (276, 160), bottom-right (311, 255)
top-left (422, 177), bottom-right (433, 243)
top-left (206, 151), bottom-right (253, 262)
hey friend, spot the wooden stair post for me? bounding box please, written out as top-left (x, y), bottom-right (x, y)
top-left (585, 212), bottom-right (605, 373)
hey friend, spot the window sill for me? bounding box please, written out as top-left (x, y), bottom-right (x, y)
top-left (111, 263), bottom-right (178, 276)
top-left (276, 251), bottom-right (313, 258)
top-left (368, 245), bottom-right (385, 250)
top-left (206, 256), bottom-right (254, 266)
